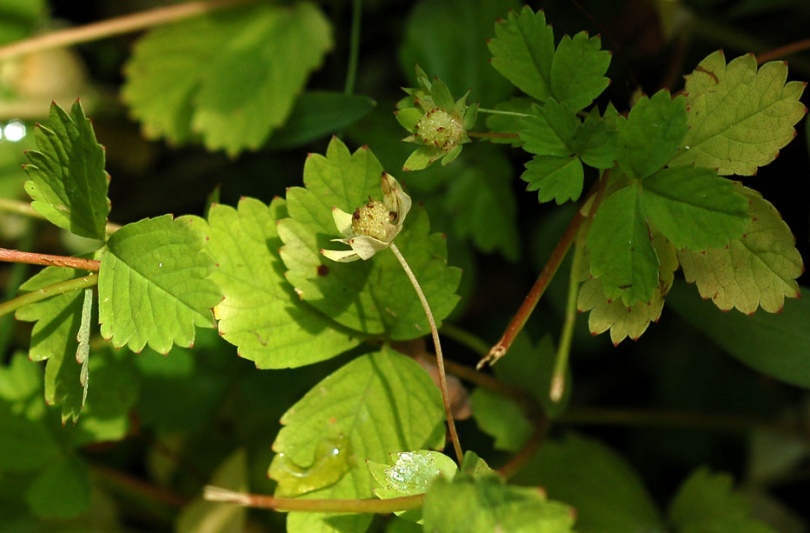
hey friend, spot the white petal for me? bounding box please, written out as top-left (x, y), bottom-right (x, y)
top-left (381, 173), bottom-right (411, 227)
top-left (321, 248), bottom-right (360, 262)
top-left (332, 207), bottom-right (355, 237)
top-left (350, 236), bottom-right (390, 260)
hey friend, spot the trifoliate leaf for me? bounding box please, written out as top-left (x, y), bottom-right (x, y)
top-left (278, 138), bottom-right (460, 339)
top-left (670, 51), bottom-right (807, 175)
top-left (641, 166), bottom-right (749, 250)
top-left (578, 232), bottom-right (678, 344)
top-left (122, 3), bottom-right (332, 156)
top-left (550, 32), bottom-right (611, 111)
top-left (470, 388), bottom-right (533, 452)
top-left (522, 155), bottom-right (584, 205)
top-left (488, 7), bottom-right (555, 102)
top-left (677, 186), bottom-right (802, 314)
top-left (668, 468), bottom-right (775, 533)
top-left (268, 347), bottom-right (445, 533)
top-left (587, 184), bottom-right (660, 306)
top-left (15, 266), bottom-right (93, 422)
top-left (23, 100), bottom-right (109, 240)
top-left (511, 433), bottom-right (664, 533)
top-left (207, 197), bottom-right (359, 368)
top-left (25, 455), bottom-right (89, 519)
top-left (618, 90), bottom-right (687, 179)
top-left (98, 215), bottom-right (221, 353)
top-left (423, 473), bottom-right (575, 533)
top-left (520, 100), bottom-right (577, 156)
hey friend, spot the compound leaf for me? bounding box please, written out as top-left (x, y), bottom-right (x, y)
top-left (207, 197), bottom-right (360, 368)
top-left (677, 186), bottom-right (802, 314)
top-left (98, 215), bottom-right (221, 353)
top-left (122, 2), bottom-right (332, 156)
top-left (488, 7), bottom-right (555, 102)
top-left (520, 100), bottom-right (577, 156)
top-left (550, 31), bottom-right (611, 111)
top-left (618, 90), bottom-right (687, 179)
top-left (23, 100), bottom-right (109, 240)
top-left (587, 184), bottom-right (659, 306)
top-left (670, 51), bottom-right (807, 175)
top-left (15, 266), bottom-right (91, 422)
top-left (269, 347), bottom-right (445, 533)
top-left (641, 166), bottom-right (749, 250)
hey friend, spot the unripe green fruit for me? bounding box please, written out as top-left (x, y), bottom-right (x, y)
top-left (416, 108), bottom-right (463, 150)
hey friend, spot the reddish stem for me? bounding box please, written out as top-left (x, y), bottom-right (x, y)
top-left (0, 248), bottom-right (100, 271)
top-left (757, 38), bottom-right (810, 64)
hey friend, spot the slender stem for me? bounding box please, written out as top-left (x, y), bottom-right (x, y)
top-left (343, 0), bottom-right (362, 95)
top-left (205, 486), bottom-right (424, 513)
top-left (0, 248), bottom-right (100, 271)
top-left (0, 274), bottom-right (98, 318)
top-left (476, 108), bottom-right (532, 118)
top-left (0, 197), bottom-right (121, 234)
top-left (0, 0), bottom-right (255, 61)
top-left (497, 415), bottom-right (549, 480)
top-left (389, 243), bottom-right (463, 464)
top-left (467, 131), bottom-right (520, 140)
top-left (550, 239), bottom-right (583, 402)
top-left (91, 463), bottom-right (188, 509)
top-left (757, 38), bottom-right (810, 64)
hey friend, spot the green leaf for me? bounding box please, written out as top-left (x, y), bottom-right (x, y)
top-left (177, 449), bottom-right (247, 533)
top-left (574, 107), bottom-right (618, 169)
top-left (25, 455), bottom-right (89, 519)
top-left (618, 90), bottom-right (687, 179)
top-left (14, 266), bottom-right (91, 422)
top-left (522, 155), bottom-right (584, 205)
top-left (470, 388), bottom-right (533, 452)
top-left (668, 468), bottom-right (775, 533)
top-left (266, 92), bottom-right (375, 150)
top-left (207, 197), bottom-right (360, 368)
top-left (278, 138), bottom-right (460, 339)
top-left (587, 184), bottom-right (659, 306)
top-left (484, 97), bottom-right (534, 146)
top-left (666, 280), bottom-right (810, 388)
top-left (520, 100), bottom-right (577, 156)
top-left (23, 100), bottom-right (109, 240)
top-left (550, 32), bottom-right (611, 111)
top-left (488, 6), bottom-right (555, 102)
top-left (423, 473), bottom-right (575, 533)
top-left (98, 215), bottom-right (221, 354)
top-left (670, 51), bottom-right (807, 175)
top-left (511, 433), bottom-right (665, 533)
top-left (400, 0), bottom-right (519, 107)
top-left (268, 347), bottom-right (445, 533)
top-left (641, 167), bottom-right (749, 250)
top-left (122, 3), bottom-right (332, 156)
top-left (676, 186), bottom-right (802, 314)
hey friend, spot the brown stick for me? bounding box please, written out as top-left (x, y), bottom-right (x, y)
top-left (0, 248), bottom-right (100, 271)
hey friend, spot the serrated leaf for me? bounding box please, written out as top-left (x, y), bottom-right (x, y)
top-left (520, 100), bottom-right (577, 156)
top-left (677, 186), bottom-right (802, 314)
top-left (522, 155), bottom-right (584, 204)
top-left (550, 32), bottom-right (611, 111)
top-left (669, 468), bottom-right (775, 533)
top-left (511, 433), bottom-right (664, 533)
top-left (278, 138), bottom-right (460, 339)
top-left (14, 267), bottom-right (92, 422)
top-left (98, 215), bottom-right (221, 354)
top-left (470, 388), bottom-right (533, 452)
top-left (23, 100), bottom-right (109, 240)
top-left (574, 108), bottom-right (618, 169)
top-left (122, 3), bottom-right (332, 156)
top-left (25, 455), bottom-right (89, 519)
top-left (618, 90), bottom-right (687, 179)
top-left (488, 7), bottom-right (555, 102)
top-left (423, 474), bottom-right (575, 533)
top-left (670, 51), bottom-right (807, 175)
top-left (578, 232), bottom-right (677, 344)
top-left (207, 197), bottom-right (359, 368)
top-left (641, 166), bottom-right (749, 250)
top-left (587, 184), bottom-right (660, 306)
top-left (268, 347), bottom-right (445, 533)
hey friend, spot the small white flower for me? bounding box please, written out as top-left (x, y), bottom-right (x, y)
top-left (321, 173), bottom-right (412, 262)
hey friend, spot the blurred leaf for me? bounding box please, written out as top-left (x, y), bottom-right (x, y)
top-left (0, 0), bottom-right (47, 44)
top-left (423, 473), bottom-right (575, 533)
top-left (98, 215), bottom-right (221, 353)
top-left (122, 2), bottom-right (332, 156)
top-left (666, 280), bottom-right (810, 388)
top-left (23, 100), bottom-right (109, 240)
top-left (471, 388), bottom-right (533, 452)
top-left (269, 347), bottom-right (445, 533)
top-left (400, 0), bottom-right (520, 107)
top-left (207, 197), bottom-right (360, 368)
top-left (670, 52), bottom-right (806, 175)
top-left (677, 186), bottom-right (802, 314)
top-left (25, 455), bottom-right (89, 519)
top-left (268, 92), bottom-right (376, 150)
top-left (512, 433), bottom-right (665, 533)
top-left (668, 468), bottom-right (775, 532)
top-left (177, 449), bottom-right (247, 533)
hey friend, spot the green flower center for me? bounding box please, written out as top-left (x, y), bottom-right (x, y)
top-left (416, 108), bottom-right (463, 150)
top-left (352, 200), bottom-right (395, 241)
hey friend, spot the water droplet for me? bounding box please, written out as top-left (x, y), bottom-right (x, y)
top-left (269, 434), bottom-right (352, 497)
